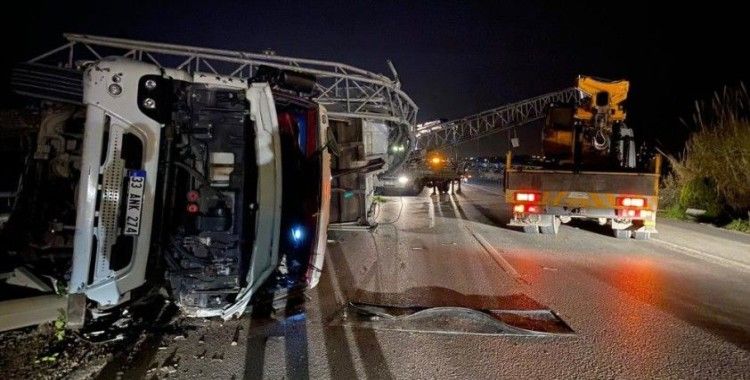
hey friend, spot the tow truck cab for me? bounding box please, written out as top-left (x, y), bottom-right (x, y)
top-left (69, 57), bottom-right (330, 321)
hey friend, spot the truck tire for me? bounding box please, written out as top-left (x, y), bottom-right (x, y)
top-left (613, 229), bottom-right (632, 239)
top-left (412, 182), bottom-right (425, 196)
top-left (523, 225), bottom-right (540, 234)
top-left (540, 217), bottom-right (561, 235)
top-left (438, 181), bottom-right (450, 193)
top-left (634, 231), bottom-right (652, 240)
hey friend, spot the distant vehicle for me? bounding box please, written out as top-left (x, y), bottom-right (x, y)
top-left (504, 76), bottom-right (660, 239)
top-left (378, 149), bottom-right (463, 195)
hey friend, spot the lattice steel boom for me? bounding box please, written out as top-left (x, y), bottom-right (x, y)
top-left (17, 33), bottom-right (418, 129)
top-left (415, 88), bottom-right (579, 150)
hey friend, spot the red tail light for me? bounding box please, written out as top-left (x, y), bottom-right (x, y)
top-left (187, 190), bottom-right (200, 202)
top-left (187, 203), bottom-right (200, 213)
top-left (513, 204), bottom-right (541, 214)
top-left (619, 209), bottom-right (638, 218)
top-left (515, 192), bottom-right (542, 202)
top-left (617, 197), bottom-right (646, 208)
top-left (616, 209), bottom-right (653, 218)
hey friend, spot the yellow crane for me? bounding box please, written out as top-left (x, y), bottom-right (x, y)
top-left (505, 75), bottom-right (660, 240)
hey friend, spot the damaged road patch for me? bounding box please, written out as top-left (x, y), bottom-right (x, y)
top-left (329, 302), bottom-right (574, 336)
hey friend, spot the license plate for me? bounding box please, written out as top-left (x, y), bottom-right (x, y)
top-left (568, 191), bottom-right (590, 199)
top-left (124, 170), bottom-right (146, 235)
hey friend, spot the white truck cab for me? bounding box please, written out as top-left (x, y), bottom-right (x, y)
top-left (7, 35), bottom-right (415, 327)
top-left (68, 57), bottom-right (330, 321)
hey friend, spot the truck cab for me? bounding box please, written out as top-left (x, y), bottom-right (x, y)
top-left (67, 57), bottom-right (330, 321)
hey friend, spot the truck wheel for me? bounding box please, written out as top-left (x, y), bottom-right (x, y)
top-left (439, 181), bottom-right (450, 193)
top-left (415, 183), bottom-right (425, 195)
top-left (613, 229), bottom-right (632, 239)
top-left (540, 217), bottom-right (561, 235)
top-left (634, 231), bottom-right (652, 240)
top-left (523, 225), bottom-right (540, 234)
top-left (408, 182), bottom-right (424, 196)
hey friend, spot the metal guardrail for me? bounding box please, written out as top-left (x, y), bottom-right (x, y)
top-left (415, 88), bottom-right (579, 149)
top-left (21, 34), bottom-right (418, 129)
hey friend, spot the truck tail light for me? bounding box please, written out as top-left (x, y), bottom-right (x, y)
top-left (513, 204), bottom-right (541, 214)
top-left (187, 190), bottom-right (201, 202)
top-left (617, 197), bottom-right (646, 208)
top-left (187, 203), bottom-right (200, 213)
top-left (515, 192), bottom-right (542, 202)
top-left (617, 209), bottom-right (653, 218)
top-left (621, 209), bottom-right (638, 218)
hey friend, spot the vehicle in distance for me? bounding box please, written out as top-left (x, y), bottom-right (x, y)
top-left (378, 149), bottom-right (463, 195)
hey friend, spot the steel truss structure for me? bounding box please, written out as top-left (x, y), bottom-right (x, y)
top-left (16, 34), bottom-right (417, 128)
top-left (415, 88), bottom-right (579, 150)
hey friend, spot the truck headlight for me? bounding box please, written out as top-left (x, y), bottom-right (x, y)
top-left (398, 176), bottom-right (409, 184)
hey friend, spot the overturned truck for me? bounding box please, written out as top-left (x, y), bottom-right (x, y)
top-left (2, 34), bottom-right (417, 328)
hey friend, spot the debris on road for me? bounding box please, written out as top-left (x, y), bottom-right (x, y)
top-left (231, 326), bottom-right (242, 346)
top-left (1, 267), bottom-right (52, 293)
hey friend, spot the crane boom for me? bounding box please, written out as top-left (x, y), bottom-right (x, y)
top-left (12, 33), bottom-right (418, 128)
top-left (415, 88), bottom-right (579, 150)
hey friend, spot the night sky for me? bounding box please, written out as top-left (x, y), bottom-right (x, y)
top-left (1, 1), bottom-right (747, 155)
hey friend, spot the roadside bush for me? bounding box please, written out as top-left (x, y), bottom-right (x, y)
top-left (658, 173), bottom-right (681, 209)
top-left (726, 218), bottom-right (750, 233)
top-left (678, 177), bottom-right (723, 218)
top-left (663, 84), bottom-right (750, 220)
top-left (661, 203), bottom-right (687, 220)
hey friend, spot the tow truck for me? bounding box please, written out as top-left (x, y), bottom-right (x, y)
top-left (504, 76), bottom-right (660, 239)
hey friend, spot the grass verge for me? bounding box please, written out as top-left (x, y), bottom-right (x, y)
top-left (724, 218), bottom-right (750, 233)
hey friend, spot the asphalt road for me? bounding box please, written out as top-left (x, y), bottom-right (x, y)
top-left (123, 180), bottom-right (750, 379)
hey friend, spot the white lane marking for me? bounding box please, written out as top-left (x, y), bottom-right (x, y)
top-left (467, 226), bottom-right (528, 285)
top-left (447, 193), bottom-right (463, 222)
top-left (427, 198), bottom-right (435, 228)
top-left (650, 237), bottom-right (750, 274)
